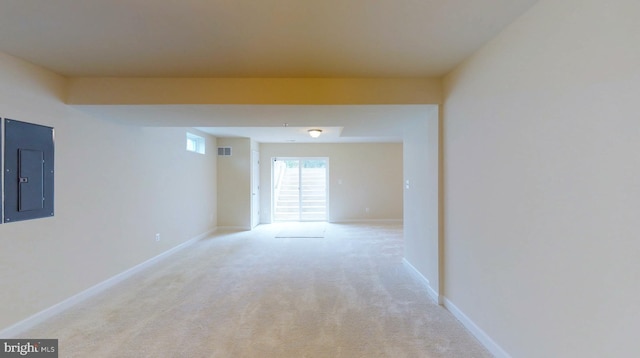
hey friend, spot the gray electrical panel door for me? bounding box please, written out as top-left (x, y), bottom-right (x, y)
top-left (4, 119), bottom-right (54, 223)
top-left (19, 149), bottom-right (45, 211)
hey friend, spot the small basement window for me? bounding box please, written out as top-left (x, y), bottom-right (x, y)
top-left (186, 132), bottom-right (205, 154)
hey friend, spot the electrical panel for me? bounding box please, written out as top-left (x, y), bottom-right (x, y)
top-left (3, 119), bottom-right (55, 223)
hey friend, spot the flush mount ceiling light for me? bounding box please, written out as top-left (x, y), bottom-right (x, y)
top-left (308, 129), bottom-right (322, 138)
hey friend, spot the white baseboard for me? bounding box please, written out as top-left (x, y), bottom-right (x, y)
top-left (0, 229), bottom-right (214, 338)
top-left (402, 258), bottom-right (511, 357)
top-left (402, 258), bottom-right (441, 304)
top-left (442, 297), bottom-right (512, 358)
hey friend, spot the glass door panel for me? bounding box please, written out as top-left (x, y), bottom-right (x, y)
top-left (300, 159), bottom-right (327, 221)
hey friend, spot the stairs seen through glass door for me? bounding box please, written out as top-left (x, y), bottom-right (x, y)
top-left (273, 158), bottom-right (327, 221)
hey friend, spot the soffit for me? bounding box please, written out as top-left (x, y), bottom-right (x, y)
top-left (74, 104), bottom-right (435, 143)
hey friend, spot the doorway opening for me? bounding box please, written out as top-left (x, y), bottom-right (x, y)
top-left (272, 158), bottom-right (328, 222)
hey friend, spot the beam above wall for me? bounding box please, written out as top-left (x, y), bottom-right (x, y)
top-left (67, 78), bottom-right (442, 105)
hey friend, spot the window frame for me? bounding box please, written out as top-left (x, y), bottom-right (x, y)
top-left (186, 132), bottom-right (205, 154)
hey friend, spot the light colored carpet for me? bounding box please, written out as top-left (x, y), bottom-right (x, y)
top-left (22, 223), bottom-right (492, 358)
top-left (275, 222), bottom-right (326, 238)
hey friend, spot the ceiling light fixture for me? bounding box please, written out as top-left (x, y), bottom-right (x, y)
top-left (308, 129), bottom-right (322, 138)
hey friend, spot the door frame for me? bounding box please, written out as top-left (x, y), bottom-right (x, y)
top-left (251, 150), bottom-right (260, 228)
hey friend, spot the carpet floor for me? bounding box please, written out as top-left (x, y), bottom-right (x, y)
top-left (23, 223), bottom-right (492, 357)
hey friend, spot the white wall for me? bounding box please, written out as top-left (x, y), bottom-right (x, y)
top-left (217, 137), bottom-right (252, 229)
top-left (260, 143), bottom-right (403, 223)
top-left (0, 52), bottom-right (218, 331)
top-left (443, 0), bottom-right (640, 356)
top-left (403, 113), bottom-right (440, 299)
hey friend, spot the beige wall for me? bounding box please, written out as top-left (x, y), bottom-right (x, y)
top-left (260, 143), bottom-right (403, 223)
top-left (0, 52), bottom-right (218, 331)
top-left (443, 0), bottom-right (640, 356)
top-left (216, 137), bottom-right (252, 229)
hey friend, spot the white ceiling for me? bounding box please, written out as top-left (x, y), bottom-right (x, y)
top-left (74, 104), bottom-right (433, 143)
top-left (1, 0), bottom-right (538, 143)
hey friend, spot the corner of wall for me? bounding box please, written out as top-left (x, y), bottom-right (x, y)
top-left (442, 297), bottom-right (512, 358)
top-left (402, 258), bottom-right (441, 304)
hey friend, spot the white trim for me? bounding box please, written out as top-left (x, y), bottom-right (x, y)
top-left (0, 229), bottom-right (215, 338)
top-left (442, 298), bottom-right (512, 358)
top-left (402, 258), bottom-right (441, 304)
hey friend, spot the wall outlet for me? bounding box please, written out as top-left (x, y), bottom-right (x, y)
top-left (365, 207), bottom-right (370, 213)
top-left (155, 233), bottom-right (160, 242)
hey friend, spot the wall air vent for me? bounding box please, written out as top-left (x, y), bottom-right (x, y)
top-left (217, 147), bottom-right (232, 156)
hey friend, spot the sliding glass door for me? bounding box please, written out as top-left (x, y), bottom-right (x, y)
top-left (272, 158), bottom-right (328, 222)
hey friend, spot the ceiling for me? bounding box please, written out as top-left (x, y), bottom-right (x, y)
top-left (75, 104), bottom-right (434, 143)
top-left (0, 0), bottom-right (537, 78)
top-left (1, 0), bottom-right (538, 142)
